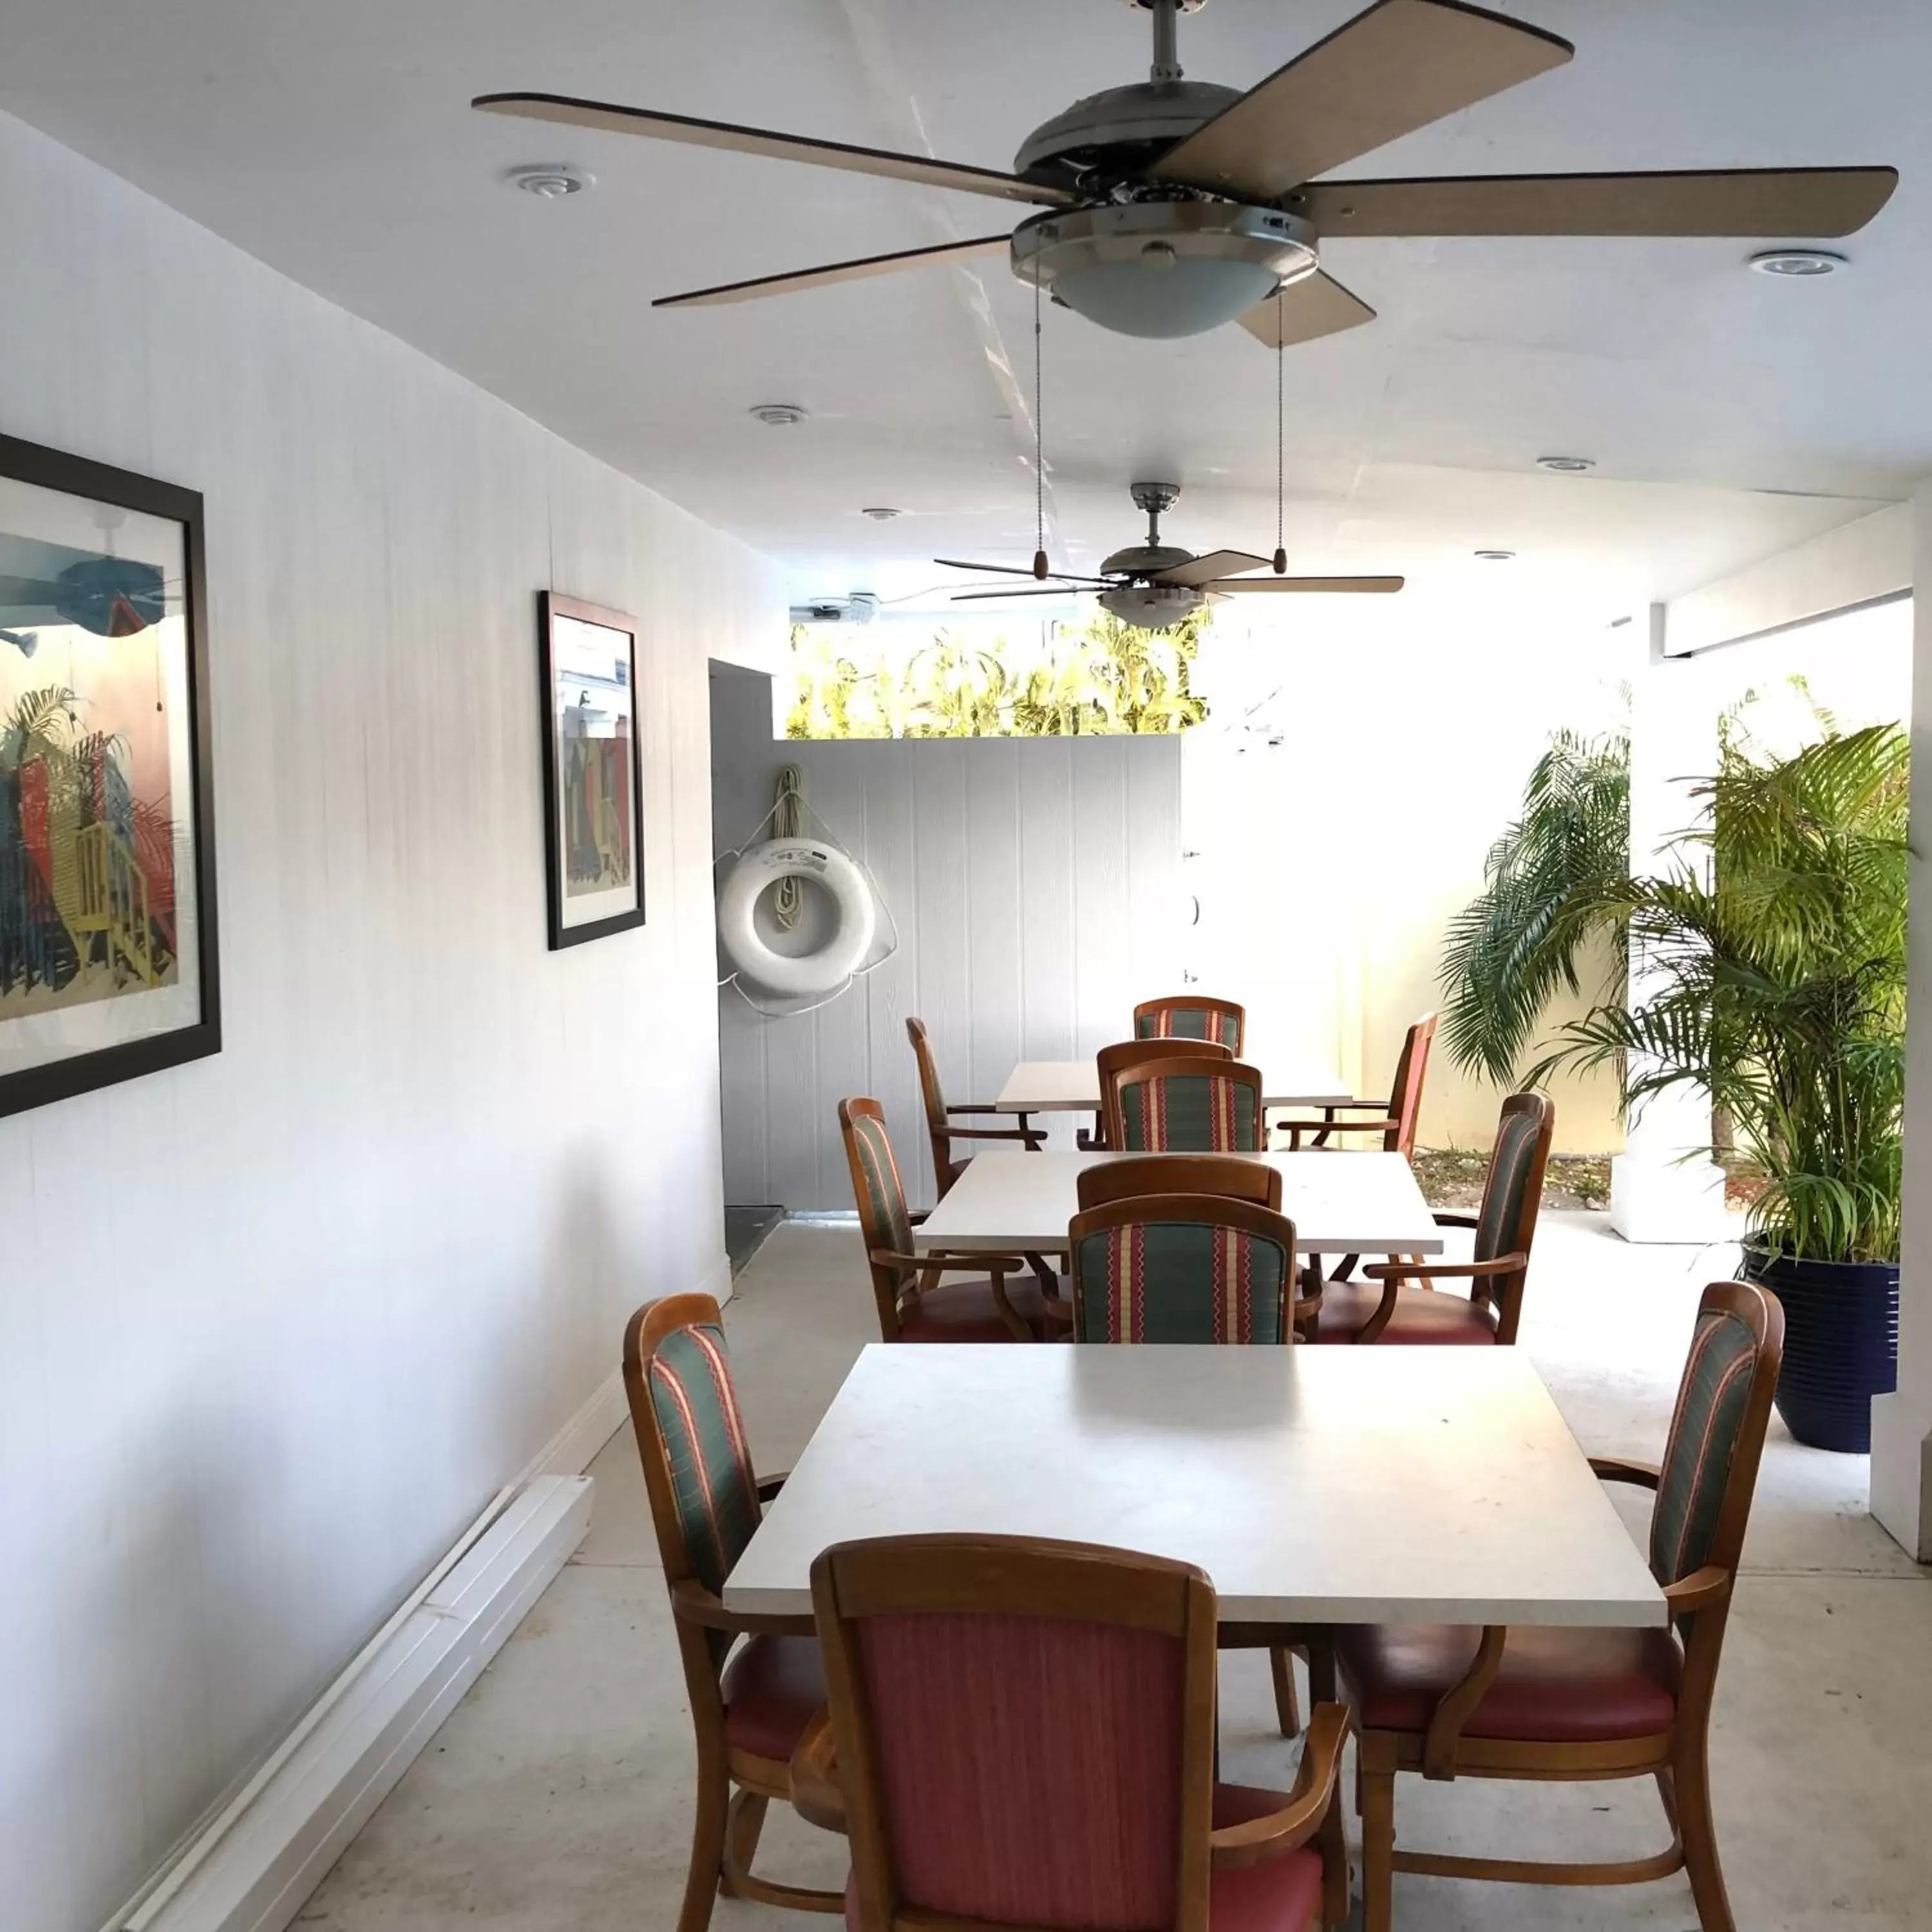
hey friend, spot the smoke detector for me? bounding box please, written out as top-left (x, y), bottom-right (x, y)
top-left (860, 507), bottom-right (902, 522)
top-left (1748, 249), bottom-right (1846, 278)
top-left (750, 402), bottom-right (809, 427)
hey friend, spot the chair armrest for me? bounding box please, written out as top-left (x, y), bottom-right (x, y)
top-left (1278, 1115), bottom-right (1398, 1150)
top-left (1589, 1457), bottom-right (1662, 1490)
top-left (1662, 1564), bottom-right (1731, 1617)
top-left (668, 1577), bottom-right (815, 1638)
top-left (939, 1124), bottom-right (1048, 1149)
top-left (1208, 1703), bottom-right (1352, 1867)
top-left (1423, 1625), bottom-right (1507, 1780)
top-left (1361, 1253), bottom-right (1526, 1283)
top-left (1433, 1211), bottom-right (1481, 1230)
top-left (872, 1247), bottom-right (1033, 1272)
top-left (787, 1710), bottom-right (848, 1835)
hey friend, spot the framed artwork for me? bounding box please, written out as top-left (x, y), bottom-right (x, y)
top-left (0, 433), bottom-right (220, 1120)
top-left (538, 591), bottom-right (645, 949)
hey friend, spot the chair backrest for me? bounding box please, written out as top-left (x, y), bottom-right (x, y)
top-left (839, 1097), bottom-right (917, 1340)
top-left (1076, 1153), bottom-right (1282, 1212)
top-left (1650, 1280), bottom-right (1784, 1596)
top-left (1134, 995), bottom-right (1245, 1057)
top-left (1094, 1038), bottom-right (1232, 1149)
top-left (1468, 1092), bottom-right (1555, 1343)
top-left (905, 1018), bottom-right (958, 1197)
top-left (813, 1535), bottom-right (1219, 1932)
top-left (1068, 1195), bottom-right (1296, 1344)
top-left (1112, 1057), bottom-right (1265, 1155)
top-left (622, 1294), bottom-right (763, 1676)
top-left (1383, 1012), bottom-right (1439, 1157)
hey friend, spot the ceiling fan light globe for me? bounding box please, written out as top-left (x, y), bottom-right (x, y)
top-left (1097, 582), bottom-right (1205, 631)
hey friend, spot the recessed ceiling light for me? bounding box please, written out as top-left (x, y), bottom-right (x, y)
top-left (1473, 549), bottom-right (1517, 562)
top-left (1535, 455), bottom-right (1595, 473)
top-left (1748, 248), bottom-right (1847, 278)
top-left (749, 403), bottom-right (809, 427)
top-left (509, 165), bottom-right (592, 199)
top-left (860, 507), bottom-right (902, 522)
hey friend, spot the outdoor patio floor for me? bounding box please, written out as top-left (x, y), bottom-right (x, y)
top-left (298, 1213), bottom-right (1932, 1932)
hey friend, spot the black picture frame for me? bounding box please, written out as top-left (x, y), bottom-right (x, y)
top-left (538, 591), bottom-right (647, 950)
top-left (0, 431), bottom-right (221, 1121)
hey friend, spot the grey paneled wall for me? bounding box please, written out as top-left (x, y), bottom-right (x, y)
top-left (712, 677), bottom-right (1184, 1211)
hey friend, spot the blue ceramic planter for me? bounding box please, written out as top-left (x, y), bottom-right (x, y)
top-left (1741, 1242), bottom-right (1899, 1454)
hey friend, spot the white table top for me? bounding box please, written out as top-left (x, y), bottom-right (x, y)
top-left (996, 1059), bottom-right (1354, 1113)
top-left (726, 1346), bottom-right (1666, 1629)
top-left (914, 1151), bottom-right (1444, 1257)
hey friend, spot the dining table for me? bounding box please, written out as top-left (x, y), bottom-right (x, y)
top-left (912, 1148), bottom-right (1444, 1260)
top-left (994, 1057), bottom-right (1354, 1116)
top-left (723, 1343), bottom-right (1667, 1631)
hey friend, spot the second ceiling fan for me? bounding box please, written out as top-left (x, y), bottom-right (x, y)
top-left (475, 0), bottom-right (1897, 347)
top-left (940, 482), bottom-right (1403, 632)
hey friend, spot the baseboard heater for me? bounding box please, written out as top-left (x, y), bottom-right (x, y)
top-left (109, 1474), bottom-right (593, 1932)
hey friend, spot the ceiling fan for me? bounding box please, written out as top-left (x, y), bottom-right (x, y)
top-left (938, 482), bottom-right (1403, 631)
top-left (475, 0), bottom-right (1897, 347)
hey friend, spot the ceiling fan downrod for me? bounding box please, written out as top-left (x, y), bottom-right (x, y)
top-left (1148, 0), bottom-right (1184, 84)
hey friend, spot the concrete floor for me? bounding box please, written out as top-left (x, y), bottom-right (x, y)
top-left (299, 1212), bottom-right (1932, 1932)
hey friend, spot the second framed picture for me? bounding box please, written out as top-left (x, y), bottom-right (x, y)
top-left (538, 592), bottom-right (645, 949)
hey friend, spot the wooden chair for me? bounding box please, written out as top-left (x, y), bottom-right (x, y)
top-left (791, 1534), bottom-right (1353, 1932)
top-left (1276, 1012), bottom-right (1437, 1154)
top-left (1339, 1280), bottom-right (1785, 1932)
top-left (1111, 1056), bottom-right (1267, 1155)
top-left (1068, 1194), bottom-right (1298, 1345)
top-left (1135, 994), bottom-right (1247, 1055)
top-left (838, 1098), bottom-right (1054, 1340)
top-left (621, 1294), bottom-right (843, 1932)
top-left (1076, 1151), bottom-right (1282, 1213)
top-left (905, 1016), bottom-right (1043, 1200)
top-left (1081, 1036), bottom-right (1234, 1150)
top-left (1314, 1092), bottom-right (1553, 1345)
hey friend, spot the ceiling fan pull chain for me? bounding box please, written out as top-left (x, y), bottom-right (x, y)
top-left (1033, 267), bottom-right (1048, 580)
top-left (1273, 284), bottom-right (1288, 574)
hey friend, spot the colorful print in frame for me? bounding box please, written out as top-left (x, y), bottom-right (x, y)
top-left (0, 433), bottom-right (220, 1119)
top-left (539, 592), bottom-right (646, 949)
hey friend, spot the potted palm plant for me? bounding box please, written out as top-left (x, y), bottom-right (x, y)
top-left (1528, 724), bottom-right (1908, 1452)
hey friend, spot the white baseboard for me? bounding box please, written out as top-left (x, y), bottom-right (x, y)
top-left (522, 1367), bottom-right (629, 1486)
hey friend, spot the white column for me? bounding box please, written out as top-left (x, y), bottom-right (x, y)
top-left (1608, 608), bottom-right (1734, 1243)
top-left (1873, 480), bottom-right (1932, 1560)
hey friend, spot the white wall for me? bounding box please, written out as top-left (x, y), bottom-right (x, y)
top-left (712, 675), bottom-right (1184, 1211)
top-left (0, 111), bottom-right (784, 1932)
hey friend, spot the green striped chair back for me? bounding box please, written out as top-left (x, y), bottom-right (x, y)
top-left (1469, 1096), bottom-right (1553, 1307)
top-left (846, 1105), bottom-right (914, 1264)
top-left (1072, 1216), bottom-right (1291, 1344)
top-left (1135, 1001), bottom-right (1244, 1055)
top-left (1651, 1306), bottom-right (1761, 1589)
top-left (645, 1321), bottom-right (761, 1597)
top-left (1117, 1066), bottom-right (1262, 1153)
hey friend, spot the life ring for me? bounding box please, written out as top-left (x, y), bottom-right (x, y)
top-left (717, 838), bottom-right (878, 997)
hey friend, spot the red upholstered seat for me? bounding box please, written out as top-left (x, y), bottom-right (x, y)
top-left (840, 1785), bottom-right (1323, 1932)
top-left (1314, 1280), bottom-right (1500, 1345)
top-left (721, 1634), bottom-right (826, 1763)
top-left (1337, 1622), bottom-right (1681, 1743)
top-left (899, 1272), bottom-right (1052, 1342)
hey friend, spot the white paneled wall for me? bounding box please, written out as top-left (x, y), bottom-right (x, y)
top-left (712, 674), bottom-right (1184, 1210)
top-left (0, 112), bottom-right (783, 1932)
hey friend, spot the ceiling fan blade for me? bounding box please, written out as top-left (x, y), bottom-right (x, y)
top-left (474, 93), bottom-right (1075, 206)
top-left (1295, 165), bottom-right (1900, 238)
top-left (1211, 575), bottom-right (1407, 592)
top-left (938, 559), bottom-right (1111, 584)
top-left (952, 586), bottom-right (1095, 602)
top-left (1236, 271), bottom-right (1377, 349)
top-left (1148, 0), bottom-right (1571, 202)
top-left (1154, 550), bottom-right (1274, 589)
top-left (656, 234), bottom-right (1010, 308)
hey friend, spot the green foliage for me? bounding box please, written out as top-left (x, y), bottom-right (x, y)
top-left (785, 609), bottom-right (1209, 739)
top-left (1438, 730), bottom-right (1631, 1084)
top-left (1526, 724), bottom-right (1909, 1264)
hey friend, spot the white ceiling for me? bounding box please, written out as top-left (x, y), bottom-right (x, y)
top-left (5, 0), bottom-right (1927, 609)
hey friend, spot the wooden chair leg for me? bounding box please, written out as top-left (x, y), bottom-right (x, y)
top-left (1675, 1736), bottom-right (1736, 1932)
top-left (1269, 1645), bottom-right (1302, 1737)
top-left (1359, 1743), bottom-right (1397, 1932)
top-left (718, 1789), bottom-right (768, 1899)
top-left (677, 1762), bottom-right (731, 1932)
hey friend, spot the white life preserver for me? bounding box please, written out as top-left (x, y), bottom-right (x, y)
top-left (717, 838), bottom-right (878, 997)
